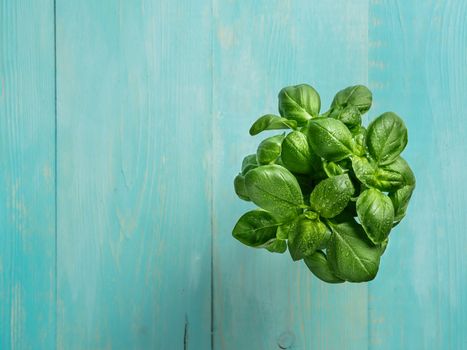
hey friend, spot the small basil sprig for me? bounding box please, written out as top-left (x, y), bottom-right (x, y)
top-left (232, 83), bottom-right (416, 284)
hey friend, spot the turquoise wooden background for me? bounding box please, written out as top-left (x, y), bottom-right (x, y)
top-left (1, 0), bottom-right (466, 349)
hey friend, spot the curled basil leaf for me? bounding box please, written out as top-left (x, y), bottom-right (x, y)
top-left (390, 184), bottom-right (415, 224)
top-left (256, 134), bottom-right (285, 165)
top-left (323, 160), bottom-right (346, 177)
top-left (241, 154), bottom-right (258, 175)
top-left (265, 239), bottom-right (287, 253)
top-left (278, 84), bottom-right (321, 124)
top-left (304, 250), bottom-right (344, 284)
top-left (357, 188), bottom-right (394, 244)
top-left (367, 112), bottom-right (408, 165)
top-left (380, 238), bottom-right (389, 255)
top-left (245, 164), bottom-right (303, 220)
top-left (309, 174), bottom-right (355, 218)
top-left (249, 114), bottom-right (298, 136)
top-left (288, 216), bottom-right (328, 261)
top-left (327, 217), bottom-right (381, 282)
top-left (234, 174), bottom-right (250, 201)
top-left (330, 105), bottom-right (362, 128)
top-left (281, 131), bottom-right (314, 174)
top-left (330, 85), bottom-right (372, 114)
top-left (307, 118), bottom-right (355, 161)
top-left (232, 210), bottom-right (279, 248)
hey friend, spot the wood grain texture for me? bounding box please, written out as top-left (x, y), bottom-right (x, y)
top-left (56, 1), bottom-right (212, 349)
top-left (0, 1), bottom-right (56, 349)
top-left (368, 1), bottom-right (467, 349)
top-left (212, 1), bottom-right (370, 349)
top-left (2, 1), bottom-right (467, 349)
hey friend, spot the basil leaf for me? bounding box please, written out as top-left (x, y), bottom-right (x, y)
top-left (388, 157), bottom-right (415, 186)
top-left (304, 250), bottom-right (344, 284)
top-left (309, 174), bottom-right (355, 218)
top-left (241, 154), bottom-right (258, 175)
top-left (278, 84), bottom-right (321, 124)
top-left (389, 184), bottom-right (415, 224)
top-left (307, 118), bottom-right (355, 161)
top-left (351, 125), bottom-right (367, 156)
top-left (249, 114), bottom-right (298, 136)
top-left (330, 105), bottom-right (362, 128)
top-left (281, 131), bottom-right (314, 174)
top-left (233, 174), bottom-right (250, 201)
top-left (357, 188), bottom-right (395, 244)
top-left (380, 238), bottom-right (389, 255)
top-left (277, 218), bottom-right (299, 240)
top-left (245, 164), bottom-right (304, 220)
top-left (232, 210), bottom-right (279, 247)
top-left (367, 112), bottom-right (408, 165)
top-left (327, 218), bottom-right (381, 282)
top-left (265, 239), bottom-right (287, 253)
top-left (330, 85), bottom-right (372, 114)
top-left (256, 134), bottom-right (285, 165)
top-left (352, 156), bottom-right (414, 192)
top-left (323, 160), bottom-right (346, 177)
top-left (288, 216), bottom-right (328, 261)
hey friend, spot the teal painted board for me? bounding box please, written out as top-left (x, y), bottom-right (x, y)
top-left (56, 1), bottom-right (212, 349)
top-left (0, 1), bottom-right (56, 349)
top-left (368, 1), bottom-right (467, 349)
top-left (212, 1), bottom-right (371, 349)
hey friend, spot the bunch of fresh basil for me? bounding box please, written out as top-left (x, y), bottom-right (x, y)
top-left (232, 84), bottom-right (415, 283)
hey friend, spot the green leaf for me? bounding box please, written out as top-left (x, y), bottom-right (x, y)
top-left (265, 239), bottom-right (287, 253)
top-left (281, 131), bottom-right (314, 174)
top-left (380, 238), bottom-right (389, 255)
top-left (327, 217), bottom-right (381, 282)
top-left (309, 174), bottom-right (355, 218)
top-left (323, 160), bottom-right (346, 177)
top-left (278, 84), bottom-right (321, 124)
top-left (245, 164), bottom-right (304, 220)
top-left (367, 112), bottom-right (408, 165)
top-left (241, 154), bottom-right (258, 175)
top-left (331, 85), bottom-right (372, 114)
top-left (307, 118), bottom-right (355, 161)
top-left (233, 174), bottom-right (250, 201)
top-left (330, 105), bottom-right (362, 128)
top-left (389, 184), bottom-right (415, 224)
top-left (288, 216), bottom-right (328, 261)
top-left (256, 134), bottom-right (285, 165)
top-left (304, 251), bottom-right (345, 283)
top-left (277, 218), bottom-right (299, 240)
top-left (303, 211), bottom-right (319, 220)
top-left (352, 156), bottom-right (414, 192)
top-left (249, 114), bottom-right (298, 136)
top-left (232, 210), bottom-right (279, 247)
top-left (351, 125), bottom-right (367, 156)
top-left (357, 188), bottom-right (395, 244)
top-left (319, 225), bottom-right (332, 249)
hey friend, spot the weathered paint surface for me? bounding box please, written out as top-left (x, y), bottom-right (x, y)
top-left (0, 1), bottom-right (56, 349)
top-left (1, 0), bottom-right (466, 349)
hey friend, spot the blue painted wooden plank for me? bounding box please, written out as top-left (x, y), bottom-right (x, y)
top-left (56, 1), bottom-right (212, 349)
top-left (212, 1), bottom-right (370, 349)
top-left (0, 1), bottom-right (56, 349)
top-left (368, 1), bottom-right (467, 349)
